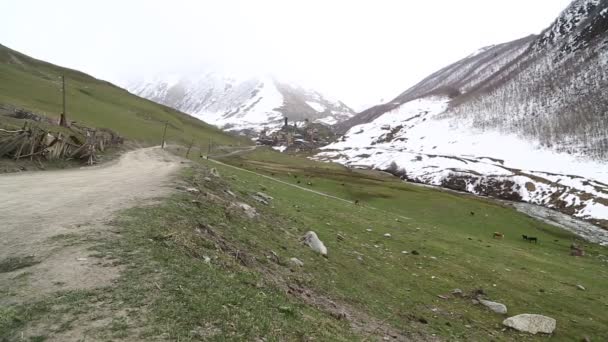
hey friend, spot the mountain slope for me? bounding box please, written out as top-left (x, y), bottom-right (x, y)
top-left (0, 44), bottom-right (243, 147)
top-left (127, 74), bottom-right (355, 134)
top-left (318, 0), bottom-right (608, 230)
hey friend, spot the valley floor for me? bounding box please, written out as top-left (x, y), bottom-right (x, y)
top-left (1, 147), bottom-right (607, 341)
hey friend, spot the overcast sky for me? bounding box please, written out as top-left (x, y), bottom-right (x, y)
top-left (2, 0), bottom-right (572, 110)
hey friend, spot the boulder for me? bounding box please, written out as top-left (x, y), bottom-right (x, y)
top-left (289, 257), bottom-right (304, 267)
top-left (502, 314), bottom-right (556, 334)
top-left (185, 187), bottom-right (200, 194)
top-left (251, 192), bottom-right (273, 205)
top-left (230, 202), bottom-right (258, 219)
top-left (210, 168), bottom-right (221, 178)
top-left (302, 231), bottom-right (328, 257)
top-left (255, 192), bottom-right (273, 201)
top-left (479, 299), bottom-right (507, 314)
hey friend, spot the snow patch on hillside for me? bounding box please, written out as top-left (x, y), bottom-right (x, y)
top-left (197, 78), bottom-right (284, 132)
top-left (316, 97), bottom-right (608, 238)
top-left (306, 101), bottom-right (326, 113)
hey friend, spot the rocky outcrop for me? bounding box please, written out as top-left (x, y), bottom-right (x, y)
top-left (502, 314), bottom-right (556, 334)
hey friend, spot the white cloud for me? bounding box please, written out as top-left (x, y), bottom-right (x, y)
top-left (1, 0), bottom-right (572, 110)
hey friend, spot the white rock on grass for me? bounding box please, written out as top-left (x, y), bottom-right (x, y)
top-left (302, 231), bottom-right (328, 257)
top-left (289, 257), bottom-right (304, 267)
top-left (502, 314), bottom-right (556, 334)
top-left (384, 233), bottom-right (392, 238)
top-left (479, 299), bottom-right (508, 314)
top-left (230, 202), bottom-right (258, 219)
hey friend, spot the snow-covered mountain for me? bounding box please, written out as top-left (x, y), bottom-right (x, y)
top-left (317, 0), bottom-right (608, 234)
top-left (127, 73), bottom-right (354, 134)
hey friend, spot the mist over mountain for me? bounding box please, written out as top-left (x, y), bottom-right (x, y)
top-left (127, 73), bottom-right (355, 135)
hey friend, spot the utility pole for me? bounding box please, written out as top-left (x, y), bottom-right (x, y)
top-left (161, 121), bottom-right (168, 148)
top-left (59, 75), bottom-right (68, 127)
top-left (185, 138), bottom-right (194, 158)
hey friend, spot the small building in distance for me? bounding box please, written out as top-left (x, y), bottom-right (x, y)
top-left (257, 117), bottom-right (335, 152)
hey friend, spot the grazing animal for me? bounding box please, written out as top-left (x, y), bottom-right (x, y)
top-left (527, 236), bottom-right (538, 243)
top-left (493, 232), bottom-right (504, 239)
top-left (522, 235), bottom-right (528, 240)
top-left (354, 200), bottom-right (360, 205)
top-left (470, 211), bottom-right (475, 216)
top-left (570, 243), bottom-right (585, 256)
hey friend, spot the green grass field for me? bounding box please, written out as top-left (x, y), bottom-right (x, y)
top-left (2, 147), bottom-right (607, 340)
top-left (210, 148), bottom-right (608, 340)
top-left (0, 43), bottom-right (245, 147)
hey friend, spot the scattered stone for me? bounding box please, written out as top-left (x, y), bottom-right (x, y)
top-left (576, 284), bottom-right (586, 291)
top-left (401, 251), bottom-right (409, 254)
top-left (251, 197), bottom-right (268, 205)
top-left (203, 255), bottom-right (211, 263)
top-left (185, 187), bottom-right (200, 194)
top-left (203, 177), bottom-right (212, 182)
top-left (479, 299), bottom-right (508, 314)
top-left (210, 168), bottom-right (220, 178)
top-left (437, 295), bottom-right (449, 300)
top-left (331, 311), bottom-right (347, 320)
top-left (301, 231), bottom-right (328, 257)
top-left (336, 233), bottom-right (345, 241)
top-left (471, 299), bottom-right (480, 305)
top-left (502, 314), bottom-right (556, 334)
top-left (256, 192), bottom-right (273, 201)
top-left (225, 190), bottom-right (236, 197)
top-left (411, 250), bottom-right (420, 255)
top-left (384, 233), bottom-right (392, 238)
top-left (76, 257), bottom-right (88, 262)
top-left (366, 228), bottom-right (373, 232)
top-left (230, 202), bottom-right (258, 219)
top-left (451, 289), bottom-right (463, 297)
top-left (289, 257), bottom-right (304, 267)
top-left (418, 317), bottom-right (428, 324)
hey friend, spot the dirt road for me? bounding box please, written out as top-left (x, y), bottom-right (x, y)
top-left (0, 147), bottom-right (184, 303)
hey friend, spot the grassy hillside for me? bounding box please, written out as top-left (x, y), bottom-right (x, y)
top-left (0, 43), bottom-right (245, 147)
top-left (5, 147), bottom-right (606, 340)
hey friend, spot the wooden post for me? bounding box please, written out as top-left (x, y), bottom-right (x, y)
top-left (59, 75), bottom-right (68, 127)
top-left (161, 121), bottom-right (168, 148)
top-left (185, 138), bottom-right (194, 158)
